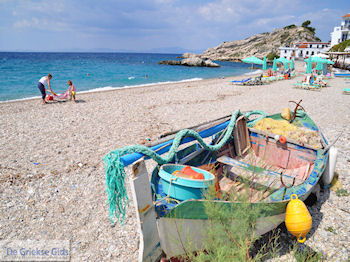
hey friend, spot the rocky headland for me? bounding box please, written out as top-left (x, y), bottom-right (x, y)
top-left (192, 25), bottom-right (321, 61)
top-left (159, 56), bottom-right (220, 67)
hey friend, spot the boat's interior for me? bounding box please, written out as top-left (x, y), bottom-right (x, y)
top-left (150, 114), bottom-right (322, 217)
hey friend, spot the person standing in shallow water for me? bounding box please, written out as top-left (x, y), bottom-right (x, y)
top-left (37, 74), bottom-right (53, 104)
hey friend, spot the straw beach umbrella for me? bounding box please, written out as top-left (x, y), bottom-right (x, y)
top-left (272, 58), bottom-right (278, 71)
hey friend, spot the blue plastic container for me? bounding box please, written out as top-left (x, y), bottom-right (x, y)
top-left (159, 164), bottom-right (215, 201)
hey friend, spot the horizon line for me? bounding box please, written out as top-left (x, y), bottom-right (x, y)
top-left (0, 50), bottom-right (189, 55)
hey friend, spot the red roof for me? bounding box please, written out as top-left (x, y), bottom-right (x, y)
top-left (296, 42), bottom-right (329, 45)
top-left (343, 14), bottom-right (350, 18)
top-left (298, 44), bottom-right (308, 48)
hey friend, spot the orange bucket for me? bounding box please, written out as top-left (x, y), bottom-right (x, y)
top-left (181, 166), bottom-right (204, 179)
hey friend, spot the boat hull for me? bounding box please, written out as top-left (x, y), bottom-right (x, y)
top-left (116, 110), bottom-right (330, 261)
top-left (158, 213), bottom-right (285, 257)
top-left (156, 189), bottom-right (315, 258)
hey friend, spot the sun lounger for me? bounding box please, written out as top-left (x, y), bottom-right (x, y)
top-left (231, 78), bottom-right (252, 85)
top-left (250, 76), bottom-right (263, 85)
top-left (293, 83), bottom-right (321, 91)
top-left (343, 88), bottom-right (350, 94)
top-left (262, 76), bottom-right (276, 83)
top-left (313, 81), bottom-right (328, 87)
top-left (231, 75), bottom-right (264, 86)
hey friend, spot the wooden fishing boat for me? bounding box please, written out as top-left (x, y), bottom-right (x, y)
top-left (104, 108), bottom-right (337, 262)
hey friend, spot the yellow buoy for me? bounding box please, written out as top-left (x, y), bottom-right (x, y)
top-left (285, 194), bottom-right (312, 243)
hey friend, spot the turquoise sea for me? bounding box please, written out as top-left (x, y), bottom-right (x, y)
top-left (0, 52), bottom-right (253, 101)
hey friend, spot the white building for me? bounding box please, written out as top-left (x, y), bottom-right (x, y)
top-left (330, 14), bottom-right (350, 47)
top-left (279, 42), bottom-right (330, 60)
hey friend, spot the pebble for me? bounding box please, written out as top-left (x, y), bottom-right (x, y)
top-left (0, 63), bottom-right (349, 261)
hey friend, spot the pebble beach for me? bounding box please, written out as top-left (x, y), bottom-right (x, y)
top-left (1, 64), bottom-right (349, 261)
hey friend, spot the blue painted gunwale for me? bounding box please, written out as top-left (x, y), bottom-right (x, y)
top-left (120, 111), bottom-right (328, 219)
top-left (120, 120), bottom-right (230, 166)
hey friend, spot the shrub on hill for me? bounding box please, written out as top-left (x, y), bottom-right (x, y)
top-left (284, 24), bottom-right (296, 29)
top-left (330, 39), bottom-right (350, 52)
top-left (301, 20), bottom-right (311, 27)
top-left (267, 52), bottom-right (279, 60)
top-left (301, 20), bottom-right (316, 35)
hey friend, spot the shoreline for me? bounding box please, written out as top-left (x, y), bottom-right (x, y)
top-left (0, 77), bottom-right (204, 104)
top-left (0, 71), bottom-right (257, 104)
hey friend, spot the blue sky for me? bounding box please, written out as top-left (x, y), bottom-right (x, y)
top-left (0, 0), bottom-right (349, 53)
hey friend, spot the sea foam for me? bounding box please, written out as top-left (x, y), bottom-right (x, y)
top-left (80, 78), bottom-right (204, 94)
top-left (244, 69), bottom-right (263, 75)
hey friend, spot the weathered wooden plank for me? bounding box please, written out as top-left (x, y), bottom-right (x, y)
top-left (264, 142), bottom-right (291, 168)
top-left (233, 116), bottom-right (250, 156)
top-left (250, 133), bottom-right (316, 170)
top-left (131, 160), bottom-right (163, 262)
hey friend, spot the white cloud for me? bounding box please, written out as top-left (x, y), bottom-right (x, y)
top-left (154, 0), bottom-right (175, 4)
top-left (1, 0), bottom-right (349, 51)
top-left (24, 0), bottom-right (65, 13)
top-left (197, 0), bottom-right (246, 22)
top-left (13, 18), bottom-right (40, 28)
top-left (13, 17), bottom-right (70, 32)
top-left (255, 15), bottom-right (296, 27)
top-left (196, 0), bottom-right (304, 23)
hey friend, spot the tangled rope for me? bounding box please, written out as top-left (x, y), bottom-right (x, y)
top-left (103, 110), bottom-right (266, 223)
